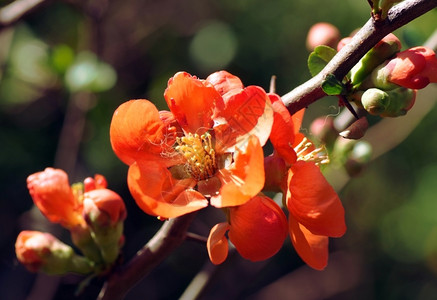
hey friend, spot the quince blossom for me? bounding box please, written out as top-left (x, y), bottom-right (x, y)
top-left (110, 71), bottom-right (273, 219)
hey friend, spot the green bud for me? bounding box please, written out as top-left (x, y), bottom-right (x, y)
top-left (360, 87), bottom-right (416, 117)
top-left (361, 88), bottom-right (390, 115)
top-left (380, 87), bottom-right (416, 117)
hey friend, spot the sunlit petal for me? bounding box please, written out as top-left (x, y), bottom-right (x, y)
top-left (211, 136), bottom-right (264, 207)
top-left (214, 86), bottom-right (273, 152)
top-left (127, 161), bottom-right (208, 219)
top-left (164, 72), bottom-right (223, 134)
top-left (110, 99), bottom-right (176, 166)
top-left (287, 161), bottom-right (346, 237)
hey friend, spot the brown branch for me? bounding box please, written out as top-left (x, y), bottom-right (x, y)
top-left (97, 212), bottom-right (197, 300)
top-left (282, 0), bottom-right (437, 115)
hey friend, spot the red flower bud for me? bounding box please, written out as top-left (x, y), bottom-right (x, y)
top-left (27, 168), bottom-right (84, 228)
top-left (83, 189), bottom-right (127, 228)
top-left (387, 46), bottom-right (437, 89)
top-left (15, 231), bottom-right (93, 275)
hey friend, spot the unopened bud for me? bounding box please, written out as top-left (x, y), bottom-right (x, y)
top-left (351, 33), bottom-right (401, 87)
top-left (306, 22), bottom-right (340, 51)
top-left (360, 87), bottom-right (416, 117)
top-left (15, 231), bottom-right (94, 275)
top-left (310, 116), bottom-right (338, 146)
top-left (379, 87), bottom-right (416, 117)
top-left (83, 189), bottom-right (127, 264)
top-left (361, 88), bottom-right (390, 115)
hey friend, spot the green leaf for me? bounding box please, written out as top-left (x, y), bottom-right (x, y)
top-left (307, 45), bottom-right (337, 77)
top-left (322, 73), bottom-right (345, 95)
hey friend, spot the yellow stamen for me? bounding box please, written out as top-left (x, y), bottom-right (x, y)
top-left (175, 132), bottom-right (217, 181)
top-left (294, 137), bottom-right (329, 166)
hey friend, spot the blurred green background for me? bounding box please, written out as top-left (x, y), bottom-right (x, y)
top-left (1, 0), bottom-right (437, 299)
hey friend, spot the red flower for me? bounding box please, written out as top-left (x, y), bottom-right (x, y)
top-left (207, 195), bottom-right (288, 264)
top-left (267, 94), bottom-right (346, 270)
top-left (110, 71), bottom-right (274, 219)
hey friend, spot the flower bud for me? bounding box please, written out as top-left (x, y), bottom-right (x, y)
top-left (310, 116), bottom-right (338, 146)
top-left (361, 88), bottom-right (390, 115)
top-left (84, 174), bottom-right (108, 192)
top-left (15, 231), bottom-right (94, 275)
top-left (27, 168), bottom-right (84, 228)
top-left (360, 87), bottom-right (416, 117)
top-left (306, 22), bottom-right (340, 51)
top-left (385, 46), bottom-right (437, 89)
top-left (83, 189), bottom-right (127, 264)
top-left (351, 33), bottom-right (401, 87)
top-left (379, 87), bottom-right (416, 118)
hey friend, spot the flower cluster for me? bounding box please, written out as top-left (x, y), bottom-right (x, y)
top-left (344, 33), bottom-right (437, 118)
top-left (15, 168), bottom-right (126, 275)
top-left (110, 71), bottom-right (346, 269)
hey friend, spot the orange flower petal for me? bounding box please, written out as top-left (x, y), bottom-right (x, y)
top-left (127, 161), bottom-right (208, 219)
top-left (110, 99), bottom-right (176, 166)
top-left (210, 136), bottom-right (265, 208)
top-left (213, 86), bottom-right (273, 153)
top-left (292, 108), bottom-right (305, 136)
top-left (207, 222), bottom-right (230, 265)
top-left (206, 70), bottom-right (244, 100)
top-left (268, 93), bottom-right (297, 164)
top-left (164, 72), bottom-right (223, 134)
top-left (289, 217), bottom-right (329, 270)
top-left (287, 161), bottom-right (346, 237)
top-left (27, 168), bottom-right (83, 228)
top-left (228, 195), bottom-right (288, 262)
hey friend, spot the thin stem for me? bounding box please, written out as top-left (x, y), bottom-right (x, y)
top-left (97, 212), bottom-right (197, 300)
top-left (282, 0), bottom-right (437, 115)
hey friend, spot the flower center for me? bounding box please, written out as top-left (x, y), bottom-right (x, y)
top-left (294, 137), bottom-right (329, 165)
top-left (175, 132), bottom-right (217, 181)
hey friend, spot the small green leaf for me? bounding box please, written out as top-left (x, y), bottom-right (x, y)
top-left (307, 45), bottom-right (337, 77)
top-left (322, 73), bottom-right (345, 95)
